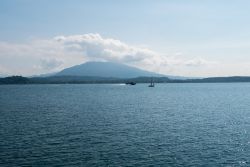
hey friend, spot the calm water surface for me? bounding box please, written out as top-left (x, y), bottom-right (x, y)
top-left (1, 83), bottom-right (250, 166)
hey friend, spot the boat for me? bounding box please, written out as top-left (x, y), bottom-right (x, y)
top-left (125, 81), bottom-right (136, 85)
top-left (148, 77), bottom-right (155, 87)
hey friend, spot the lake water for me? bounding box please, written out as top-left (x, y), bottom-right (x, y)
top-left (1, 83), bottom-right (250, 166)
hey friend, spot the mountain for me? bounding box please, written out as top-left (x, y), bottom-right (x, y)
top-left (56, 61), bottom-right (166, 78)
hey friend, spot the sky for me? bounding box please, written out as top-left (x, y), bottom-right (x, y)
top-left (1, 0), bottom-right (250, 77)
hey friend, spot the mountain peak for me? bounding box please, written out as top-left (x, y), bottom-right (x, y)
top-left (56, 61), bottom-right (165, 78)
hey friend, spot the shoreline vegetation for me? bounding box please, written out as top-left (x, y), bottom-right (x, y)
top-left (2, 76), bottom-right (250, 84)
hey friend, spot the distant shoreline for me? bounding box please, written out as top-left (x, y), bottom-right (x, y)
top-left (2, 76), bottom-right (250, 85)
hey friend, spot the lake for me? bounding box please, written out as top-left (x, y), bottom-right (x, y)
top-left (0, 83), bottom-right (250, 166)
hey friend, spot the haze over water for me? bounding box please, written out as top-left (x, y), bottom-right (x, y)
top-left (1, 83), bottom-right (250, 166)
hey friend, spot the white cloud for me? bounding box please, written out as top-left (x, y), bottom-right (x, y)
top-left (0, 33), bottom-right (217, 77)
top-left (0, 39), bottom-right (85, 76)
top-left (35, 58), bottom-right (63, 70)
top-left (54, 33), bottom-right (155, 63)
top-left (183, 58), bottom-right (217, 67)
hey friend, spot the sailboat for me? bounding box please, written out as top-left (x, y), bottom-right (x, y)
top-left (148, 77), bottom-right (155, 87)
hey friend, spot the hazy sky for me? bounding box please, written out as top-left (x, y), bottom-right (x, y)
top-left (1, 0), bottom-right (250, 77)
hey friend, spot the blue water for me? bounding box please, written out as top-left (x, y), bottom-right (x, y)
top-left (1, 83), bottom-right (250, 166)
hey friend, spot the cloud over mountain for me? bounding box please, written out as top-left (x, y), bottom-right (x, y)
top-left (54, 33), bottom-right (163, 65)
top-left (0, 33), bottom-right (216, 76)
top-left (54, 34), bottom-right (216, 73)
